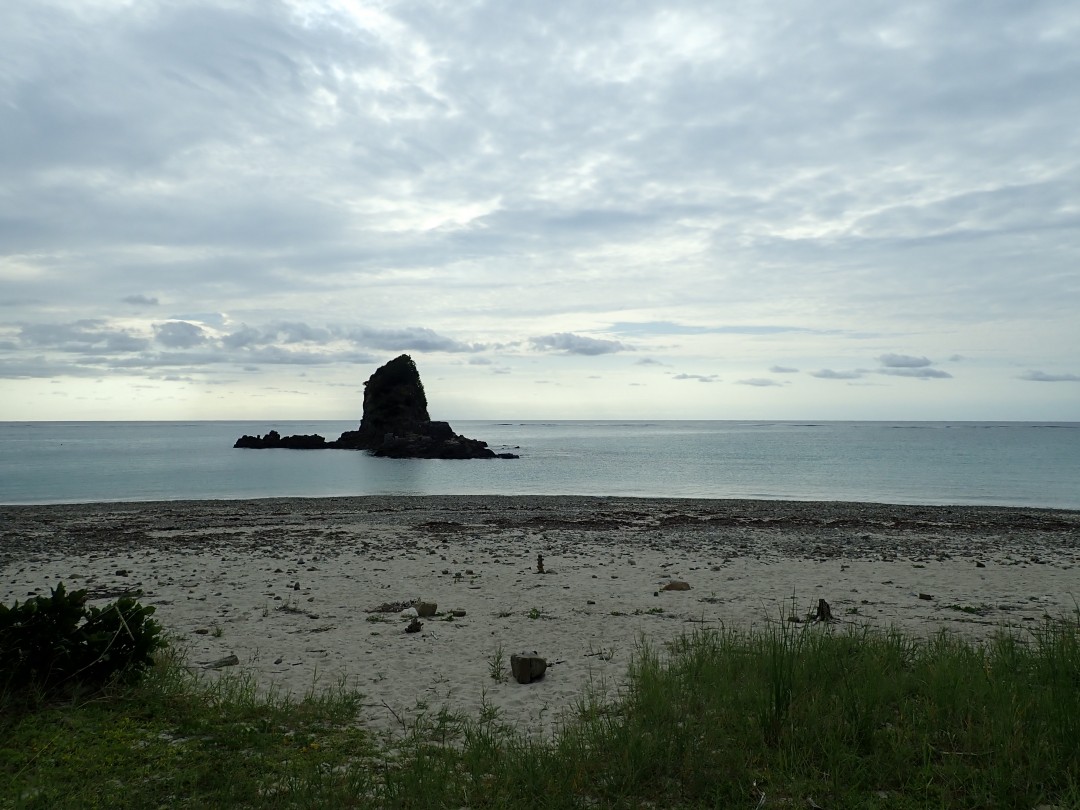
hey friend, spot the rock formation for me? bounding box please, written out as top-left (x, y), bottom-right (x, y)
top-left (232, 430), bottom-right (327, 450)
top-left (234, 354), bottom-right (518, 459)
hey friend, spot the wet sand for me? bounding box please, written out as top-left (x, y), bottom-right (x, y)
top-left (3, 496), bottom-right (1078, 738)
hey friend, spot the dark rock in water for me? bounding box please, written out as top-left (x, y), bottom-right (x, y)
top-left (233, 430), bottom-right (327, 449)
top-left (330, 355), bottom-right (515, 459)
top-left (279, 434), bottom-right (327, 449)
top-left (235, 354), bottom-right (518, 458)
top-left (339, 354), bottom-right (434, 449)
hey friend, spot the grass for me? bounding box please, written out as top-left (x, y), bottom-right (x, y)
top-left (4, 616), bottom-right (1080, 808)
top-left (487, 644), bottom-right (507, 683)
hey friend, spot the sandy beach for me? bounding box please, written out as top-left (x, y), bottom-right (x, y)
top-left (3, 496), bottom-right (1078, 739)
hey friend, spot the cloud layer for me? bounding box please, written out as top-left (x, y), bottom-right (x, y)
top-left (1, 1), bottom-right (1078, 419)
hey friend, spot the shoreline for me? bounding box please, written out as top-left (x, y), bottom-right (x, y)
top-left (3, 496), bottom-right (1078, 738)
top-left (5, 492), bottom-right (1080, 511)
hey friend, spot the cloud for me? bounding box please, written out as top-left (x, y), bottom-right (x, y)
top-left (1019, 370), bottom-right (1080, 382)
top-left (878, 353), bottom-right (932, 368)
top-left (154, 321), bottom-right (206, 349)
top-left (242, 346), bottom-right (365, 366)
top-left (610, 322), bottom-right (709, 336)
top-left (2, 315), bottom-right (433, 377)
top-left (878, 367), bottom-right (953, 379)
top-left (222, 326), bottom-right (265, 350)
top-left (769, 365), bottom-right (799, 374)
top-left (810, 369), bottom-right (865, 380)
top-left (635, 358), bottom-right (667, 366)
top-left (121, 294), bottom-right (159, 306)
top-left (737, 378), bottom-right (785, 387)
top-left (348, 326), bottom-right (483, 354)
top-left (530, 333), bottom-right (632, 355)
top-left (871, 354), bottom-right (952, 378)
top-left (223, 322), bottom-right (334, 349)
top-left (673, 373), bottom-right (719, 383)
top-left (18, 320), bottom-right (149, 353)
top-left (271, 322), bottom-right (334, 344)
top-left (0, 357), bottom-right (105, 379)
top-left (610, 322), bottom-right (819, 337)
top-left (1, 2), bottom-right (1078, 418)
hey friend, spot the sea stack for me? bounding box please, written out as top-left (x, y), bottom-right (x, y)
top-left (234, 355), bottom-right (517, 459)
top-left (334, 355), bottom-right (515, 458)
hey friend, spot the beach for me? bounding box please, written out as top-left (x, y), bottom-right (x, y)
top-left (3, 496), bottom-right (1078, 739)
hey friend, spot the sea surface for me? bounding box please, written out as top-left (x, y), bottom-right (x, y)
top-left (1, 421), bottom-right (1078, 509)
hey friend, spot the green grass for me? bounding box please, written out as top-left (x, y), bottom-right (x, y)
top-left (4, 616), bottom-right (1080, 808)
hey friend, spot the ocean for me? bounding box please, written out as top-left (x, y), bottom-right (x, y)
top-left (0, 421), bottom-right (1077, 509)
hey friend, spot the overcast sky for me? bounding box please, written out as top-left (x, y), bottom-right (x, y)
top-left (2, 0), bottom-right (1078, 421)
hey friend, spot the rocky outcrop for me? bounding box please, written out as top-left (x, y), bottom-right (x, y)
top-left (332, 355), bottom-right (516, 458)
top-left (234, 355), bottom-right (518, 459)
top-left (233, 430), bottom-right (328, 449)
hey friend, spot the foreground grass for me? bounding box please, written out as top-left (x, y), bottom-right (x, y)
top-left (3, 616), bottom-right (1079, 809)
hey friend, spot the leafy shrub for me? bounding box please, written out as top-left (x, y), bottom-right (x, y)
top-left (0, 583), bottom-right (165, 695)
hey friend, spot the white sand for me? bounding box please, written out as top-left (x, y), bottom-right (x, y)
top-left (3, 496), bottom-right (1078, 739)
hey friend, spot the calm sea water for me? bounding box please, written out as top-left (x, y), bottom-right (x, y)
top-left (0, 421), bottom-right (1077, 509)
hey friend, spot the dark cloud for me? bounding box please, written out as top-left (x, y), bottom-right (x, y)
top-left (737, 378), bottom-right (785, 387)
top-left (878, 368), bottom-right (953, 379)
top-left (878, 354), bottom-right (932, 368)
top-left (221, 322), bottom-right (335, 350)
top-left (810, 369), bottom-right (865, 380)
top-left (1019, 370), bottom-right (1080, 382)
top-left (122, 294), bottom-right (159, 306)
top-left (348, 327), bottom-right (484, 354)
top-left (19, 320), bottom-right (149, 353)
top-left (635, 358), bottom-right (667, 366)
top-left (154, 321), bottom-right (206, 349)
top-left (530, 333), bottom-right (632, 355)
top-left (222, 326), bottom-right (264, 350)
top-left (769, 365), bottom-right (799, 373)
top-left (0, 357), bottom-right (104, 379)
top-left (673, 373), bottom-right (719, 383)
top-left (1, 315), bottom-right (437, 378)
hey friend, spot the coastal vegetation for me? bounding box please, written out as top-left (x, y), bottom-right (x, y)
top-left (2, 610), bottom-right (1079, 808)
top-left (0, 584), bottom-right (163, 697)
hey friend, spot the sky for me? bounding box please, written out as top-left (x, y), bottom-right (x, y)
top-left (2, 0), bottom-right (1078, 422)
